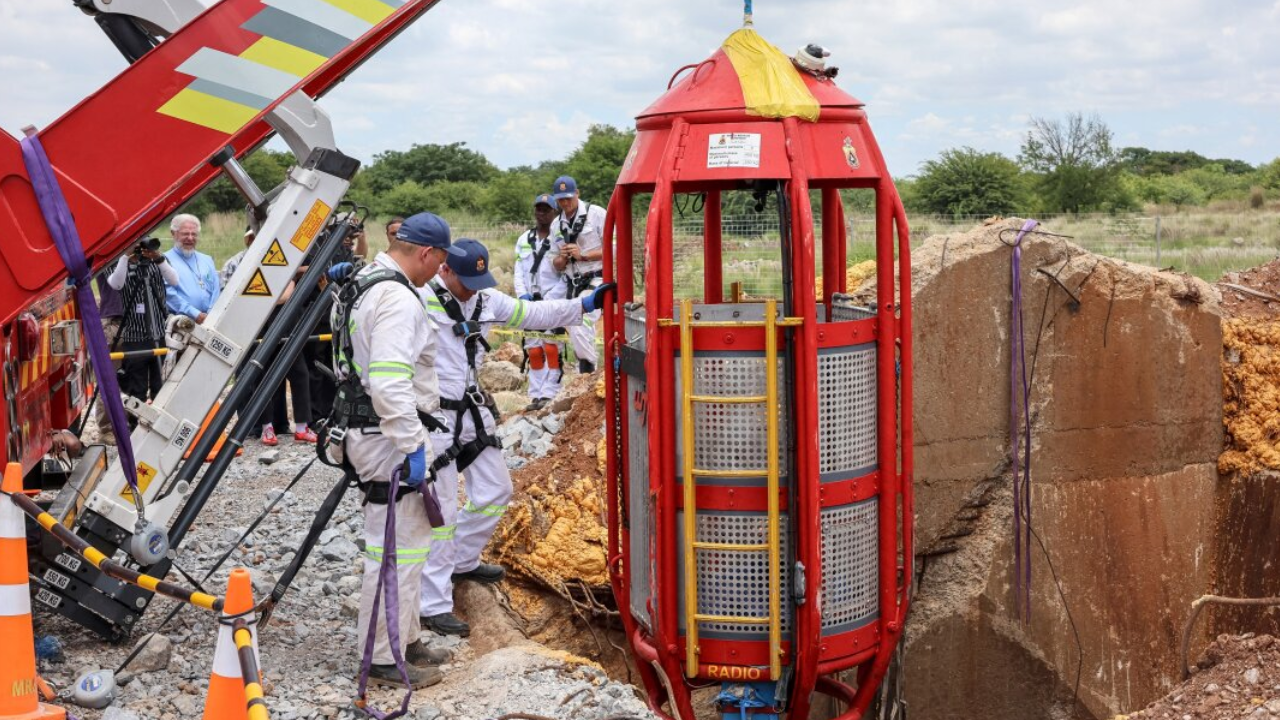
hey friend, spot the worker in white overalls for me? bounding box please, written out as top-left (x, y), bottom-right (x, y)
top-left (418, 239), bottom-right (615, 636)
top-left (513, 193), bottom-right (568, 411)
top-left (331, 212), bottom-right (457, 688)
top-left (550, 175), bottom-right (609, 374)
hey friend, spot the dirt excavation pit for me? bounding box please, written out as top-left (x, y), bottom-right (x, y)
top-left (484, 371), bottom-right (641, 684)
top-left (33, 221), bottom-right (1280, 720)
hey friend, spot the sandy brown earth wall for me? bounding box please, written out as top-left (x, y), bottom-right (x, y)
top-left (888, 219), bottom-right (1225, 719)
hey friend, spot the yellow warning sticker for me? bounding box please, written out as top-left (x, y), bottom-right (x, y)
top-left (121, 462), bottom-right (157, 502)
top-left (262, 239), bottom-right (288, 267)
top-left (243, 269), bottom-right (272, 297)
top-left (290, 199), bottom-right (331, 252)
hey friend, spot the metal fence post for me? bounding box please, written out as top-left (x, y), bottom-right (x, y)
top-left (1155, 215), bottom-right (1162, 267)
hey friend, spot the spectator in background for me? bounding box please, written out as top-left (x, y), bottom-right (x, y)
top-left (164, 214), bottom-right (220, 324)
top-left (221, 226), bottom-right (255, 288)
top-left (384, 216), bottom-right (404, 252)
top-left (93, 269), bottom-right (125, 445)
top-left (108, 237), bottom-right (179, 410)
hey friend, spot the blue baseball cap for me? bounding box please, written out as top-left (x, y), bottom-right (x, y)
top-left (446, 239), bottom-right (497, 291)
top-left (534, 193), bottom-right (556, 208)
top-left (396, 212), bottom-right (463, 254)
top-left (551, 176), bottom-right (578, 200)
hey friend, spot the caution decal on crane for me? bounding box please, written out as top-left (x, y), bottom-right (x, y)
top-left (158, 0), bottom-right (400, 134)
top-left (262, 239), bottom-right (289, 267)
top-left (290, 199), bottom-right (331, 252)
top-left (243, 269), bottom-right (273, 297)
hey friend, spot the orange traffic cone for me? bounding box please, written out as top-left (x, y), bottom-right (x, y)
top-left (202, 568), bottom-right (260, 720)
top-left (0, 463), bottom-right (65, 720)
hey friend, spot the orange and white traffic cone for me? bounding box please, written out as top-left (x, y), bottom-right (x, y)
top-left (0, 462), bottom-right (65, 720)
top-left (202, 568), bottom-right (260, 720)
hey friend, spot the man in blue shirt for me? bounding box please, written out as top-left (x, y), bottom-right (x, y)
top-left (164, 213), bottom-right (220, 323)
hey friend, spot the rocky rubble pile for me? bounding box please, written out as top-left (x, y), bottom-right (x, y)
top-left (1121, 635), bottom-right (1280, 719)
top-left (34, 418), bottom-right (650, 719)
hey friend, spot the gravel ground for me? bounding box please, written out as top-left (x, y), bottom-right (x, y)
top-left (1121, 635), bottom-right (1280, 719)
top-left (33, 399), bottom-right (655, 720)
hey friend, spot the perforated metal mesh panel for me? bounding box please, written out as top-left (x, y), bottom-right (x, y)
top-left (831, 294), bottom-right (876, 322)
top-left (627, 376), bottom-right (654, 631)
top-left (675, 354), bottom-right (789, 482)
top-left (817, 346), bottom-right (877, 476)
top-left (678, 511), bottom-right (792, 638)
top-left (820, 499), bottom-right (879, 632)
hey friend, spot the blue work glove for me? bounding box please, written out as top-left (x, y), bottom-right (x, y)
top-left (519, 294), bottom-right (533, 302)
top-left (401, 444), bottom-right (428, 488)
top-left (580, 282), bottom-right (617, 313)
top-left (327, 262), bottom-right (354, 282)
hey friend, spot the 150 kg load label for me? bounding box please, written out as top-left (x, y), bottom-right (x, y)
top-left (708, 133), bottom-right (761, 168)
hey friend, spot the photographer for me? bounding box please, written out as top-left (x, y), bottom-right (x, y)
top-left (108, 236), bottom-right (179, 408)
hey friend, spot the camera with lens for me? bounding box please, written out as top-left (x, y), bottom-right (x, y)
top-left (132, 236), bottom-right (162, 262)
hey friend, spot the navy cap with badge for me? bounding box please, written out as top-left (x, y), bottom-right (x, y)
top-left (446, 239), bottom-right (498, 291)
top-left (534, 193), bottom-right (556, 208)
top-left (551, 175), bottom-right (578, 200)
top-left (396, 212), bottom-right (465, 255)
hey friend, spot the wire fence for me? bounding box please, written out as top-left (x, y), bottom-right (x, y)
top-left (649, 210), bottom-right (1280, 292)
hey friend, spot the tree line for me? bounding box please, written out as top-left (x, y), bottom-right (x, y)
top-left (184, 113), bottom-right (1277, 223)
top-left (903, 112), bottom-right (1277, 217)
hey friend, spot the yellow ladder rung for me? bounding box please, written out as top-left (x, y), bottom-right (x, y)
top-left (691, 468), bottom-right (766, 478)
top-left (659, 318), bottom-right (804, 328)
top-left (694, 614), bottom-right (771, 625)
top-left (680, 298), bottom-right (787, 682)
top-left (689, 394), bottom-right (767, 404)
top-left (692, 541), bottom-right (768, 552)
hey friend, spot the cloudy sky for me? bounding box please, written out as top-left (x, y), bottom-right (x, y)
top-left (1, 0), bottom-right (1276, 177)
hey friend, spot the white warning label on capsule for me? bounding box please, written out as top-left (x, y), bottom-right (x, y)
top-left (707, 133), bottom-right (761, 168)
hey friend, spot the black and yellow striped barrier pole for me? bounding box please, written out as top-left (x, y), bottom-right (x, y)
top-left (233, 618), bottom-right (270, 720)
top-left (5, 490), bottom-right (222, 612)
top-left (108, 334), bottom-right (333, 361)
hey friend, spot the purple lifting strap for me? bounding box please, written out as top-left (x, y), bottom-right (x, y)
top-left (19, 131), bottom-right (140, 499)
top-left (1008, 219), bottom-right (1038, 622)
top-left (356, 466), bottom-right (413, 720)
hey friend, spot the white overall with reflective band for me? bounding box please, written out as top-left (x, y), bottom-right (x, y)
top-left (418, 286), bottom-right (584, 616)
top-left (514, 229), bottom-right (568, 401)
top-left (338, 252), bottom-right (440, 664)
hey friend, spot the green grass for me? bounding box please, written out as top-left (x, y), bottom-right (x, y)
top-left (192, 211), bottom-right (526, 294)
top-left (192, 207), bottom-right (1280, 298)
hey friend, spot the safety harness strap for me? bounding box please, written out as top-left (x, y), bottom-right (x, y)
top-left (430, 281), bottom-right (490, 372)
top-left (437, 391), bottom-right (503, 473)
top-left (526, 229), bottom-right (553, 298)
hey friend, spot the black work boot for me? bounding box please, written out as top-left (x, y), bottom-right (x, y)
top-left (452, 563), bottom-right (506, 585)
top-left (366, 663), bottom-right (442, 689)
top-left (578, 359), bottom-right (595, 374)
top-left (422, 612), bottom-right (470, 637)
top-left (406, 640), bottom-right (452, 667)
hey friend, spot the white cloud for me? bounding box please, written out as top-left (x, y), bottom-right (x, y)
top-left (0, 0), bottom-right (1276, 176)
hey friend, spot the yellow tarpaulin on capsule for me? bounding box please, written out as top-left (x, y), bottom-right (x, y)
top-left (721, 28), bottom-right (820, 122)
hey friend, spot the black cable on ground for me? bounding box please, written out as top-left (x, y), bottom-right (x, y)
top-left (113, 457), bottom-right (315, 675)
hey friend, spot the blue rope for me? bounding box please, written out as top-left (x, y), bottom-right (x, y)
top-left (714, 685), bottom-right (769, 720)
top-left (743, 0), bottom-right (753, 26)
